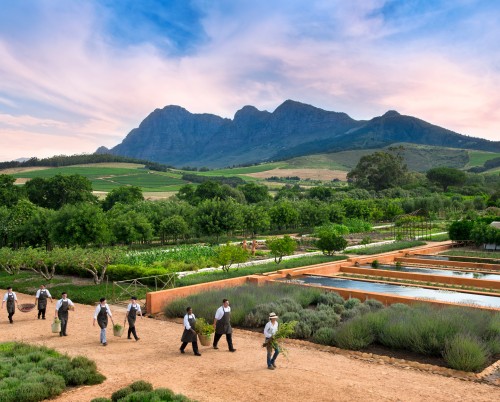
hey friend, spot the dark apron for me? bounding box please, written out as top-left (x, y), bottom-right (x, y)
top-left (97, 305), bottom-right (108, 329)
top-left (215, 309), bottom-right (232, 335)
top-left (127, 305), bottom-right (138, 327)
top-left (38, 290), bottom-right (48, 310)
top-left (6, 293), bottom-right (15, 314)
top-left (181, 315), bottom-right (197, 343)
top-left (58, 300), bottom-right (69, 319)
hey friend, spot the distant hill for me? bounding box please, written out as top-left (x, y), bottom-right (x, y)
top-left (102, 100), bottom-right (500, 168)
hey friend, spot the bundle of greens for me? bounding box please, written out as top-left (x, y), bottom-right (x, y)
top-left (268, 320), bottom-right (298, 356)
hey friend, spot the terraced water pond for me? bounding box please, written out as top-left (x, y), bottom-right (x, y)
top-left (363, 264), bottom-right (500, 281)
top-left (290, 275), bottom-right (500, 308)
top-left (414, 254), bottom-right (500, 265)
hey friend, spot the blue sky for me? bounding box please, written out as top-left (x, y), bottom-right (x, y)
top-left (0, 0), bottom-right (499, 161)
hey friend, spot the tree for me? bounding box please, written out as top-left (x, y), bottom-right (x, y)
top-left (347, 151), bottom-right (407, 191)
top-left (266, 236), bottom-right (297, 264)
top-left (194, 199), bottom-right (242, 241)
top-left (316, 233), bottom-right (348, 255)
top-left (108, 210), bottom-right (153, 245)
top-left (241, 205), bottom-right (270, 238)
top-left (448, 220), bottom-right (474, 241)
top-left (239, 183), bottom-right (271, 204)
top-left (160, 215), bottom-right (190, 243)
top-left (426, 167), bottom-right (466, 192)
top-left (102, 186), bottom-right (144, 211)
top-left (269, 201), bottom-right (299, 230)
top-left (0, 174), bottom-right (24, 207)
top-left (77, 248), bottom-right (120, 285)
top-left (213, 243), bottom-right (249, 271)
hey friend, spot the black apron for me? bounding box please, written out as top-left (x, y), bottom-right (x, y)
top-left (181, 314), bottom-right (197, 343)
top-left (6, 293), bottom-right (15, 314)
top-left (97, 305), bottom-right (108, 329)
top-left (38, 290), bottom-right (48, 310)
top-left (215, 308), bottom-right (232, 335)
top-left (58, 299), bottom-right (69, 319)
top-left (127, 304), bottom-right (138, 327)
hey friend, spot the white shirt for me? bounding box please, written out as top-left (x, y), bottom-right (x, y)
top-left (35, 289), bottom-right (52, 298)
top-left (3, 292), bottom-right (17, 301)
top-left (55, 298), bottom-right (74, 310)
top-left (183, 313), bottom-right (196, 330)
top-left (214, 306), bottom-right (231, 320)
top-left (264, 321), bottom-right (279, 339)
top-left (126, 303), bottom-right (142, 314)
top-left (93, 303), bottom-right (112, 319)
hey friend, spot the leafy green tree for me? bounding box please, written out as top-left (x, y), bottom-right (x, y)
top-left (194, 198), bottom-right (242, 241)
top-left (316, 233), bottom-right (348, 255)
top-left (102, 186), bottom-right (144, 211)
top-left (426, 167), bottom-right (466, 192)
top-left (50, 203), bottom-right (110, 247)
top-left (15, 206), bottom-right (55, 250)
top-left (213, 243), bottom-right (249, 271)
top-left (76, 247), bottom-right (123, 284)
top-left (296, 200), bottom-right (329, 228)
top-left (160, 215), bottom-right (190, 243)
top-left (448, 220), bottom-right (474, 241)
top-left (109, 210), bottom-right (153, 245)
top-left (177, 184), bottom-right (197, 205)
top-left (327, 203), bottom-right (346, 224)
top-left (239, 183), bottom-right (271, 204)
top-left (269, 201), bottom-right (299, 230)
top-left (274, 184), bottom-right (303, 201)
top-left (6, 199), bottom-right (39, 248)
top-left (307, 186), bottom-right (334, 202)
top-left (347, 151), bottom-right (407, 191)
top-left (266, 235), bottom-right (297, 264)
top-left (241, 205), bottom-right (271, 237)
top-left (470, 223), bottom-right (500, 246)
top-left (0, 174), bottom-right (24, 207)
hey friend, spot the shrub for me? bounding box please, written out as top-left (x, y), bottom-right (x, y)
top-left (281, 312), bottom-right (300, 323)
top-left (316, 291), bottom-right (344, 306)
top-left (293, 322), bottom-right (312, 339)
top-left (443, 334), bottom-right (488, 372)
top-left (90, 399), bottom-right (111, 402)
top-left (371, 260), bottom-right (380, 268)
top-left (111, 386), bottom-right (133, 402)
top-left (334, 318), bottom-right (375, 350)
top-left (364, 299), bottom-right (384, 312)
top-left (313, 327), bottom-right (335, 345)
top-left (16, 382), bottom-right (49, 402)
top-left (344, 298), bottom-right (361, 310)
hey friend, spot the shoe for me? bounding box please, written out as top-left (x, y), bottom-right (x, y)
top-left (63, 334), bottom-right (68, 336)
top-left (60, 333), bottom-right (63, 337)
top-left (213, 346), bottom-right (219, 350)
top-left (229, 349), bottom-right (236, 352)
top-left (194, 352), bottom-right (202, 356)
top-left (268, 366), bottom-right (275, 370)
top-left (102, 342), bottom-right (107, 346)
top-left (180, 349), bottom-right (185, 354)
top-left (272, 363), bottom-right (277, 368)
top-left (42, 317), bottom-right (46, 320)
top-left (38, 317), bottom-right (40, 320)
top-left (135, 338), bottom-right (140, 341)
top-left (127, 337), bottom-right (131, 339)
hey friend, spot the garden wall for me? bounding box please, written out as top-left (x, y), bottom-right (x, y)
top-left (396, 257), bottom-right (500, 271)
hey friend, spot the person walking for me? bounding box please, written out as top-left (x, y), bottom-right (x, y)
top-left (34, 284), bottom-right (53, 320)
top-left (125, 296), bottom-right (142, 341)
top-left (180, 307), bottom-right (201, 356)
top-left (212, 298), bottom-right (236, 352)
top-left (93, 297), bottom-right (114, 346)
top-left (2, 287), bottom-right (18, 324)
top-left (54, 292), bottom-right (74, 336)
top-left (264, 312), bottom-right (280, 370)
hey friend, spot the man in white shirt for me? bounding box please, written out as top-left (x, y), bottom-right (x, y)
top-left (2, 287), bottom-right (18, 324)
top-left (264, 312), bottom-right (279, 370)
top-left (212, 298), bottom-right (236, 352)
top-left (54, 292), bottom-right (75, 336)
top-left (180, 306), bottom-right (201, 356)
top-left (93, 297), bottom-right (114, 346)
top-left (34, 284), bottom-right (53, 320)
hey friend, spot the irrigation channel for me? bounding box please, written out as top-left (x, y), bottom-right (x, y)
top-left (364, 264), bottom-right (500, 281)
top-left (283, 275), bottom-right (500, 308)
top-left (412, 254), bottom-right (500, 264)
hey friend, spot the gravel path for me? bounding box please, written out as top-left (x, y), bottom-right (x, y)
top-left (1, 290), bottom-right (499, 402)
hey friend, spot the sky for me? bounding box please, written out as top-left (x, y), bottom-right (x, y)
top-left (1, 0), bottom-right (499, 162)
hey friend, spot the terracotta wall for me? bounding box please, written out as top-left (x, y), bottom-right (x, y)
top-left (396, 257), bottom-right (500, 271)
top-left (340, 266), bottom-right (500, 290)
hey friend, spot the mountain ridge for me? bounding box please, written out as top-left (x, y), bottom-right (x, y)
top-left (100, 100), bottom-right (500, 168)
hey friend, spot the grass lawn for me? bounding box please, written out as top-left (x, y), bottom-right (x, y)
top-left (345, 241), bottom-right (426, 255)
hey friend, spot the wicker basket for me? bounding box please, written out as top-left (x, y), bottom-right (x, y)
top-left (113, 326), bottom-right (124, 337)
top-left (18, 303), bottom-right (36, 313)
top-left (198, 333), bottom-right (212, 346)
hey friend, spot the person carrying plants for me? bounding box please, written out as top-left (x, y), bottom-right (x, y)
top-left (212, 298), bottom-right (236, 352)
top-left (93, 297), bottom-right (114, 346)
top-left (34, 284), bottom-right (53, 320)
top-left (180, 306), bottom-right (201, 356)
top-left (125, 296), bottom-right (142, 341)
top-left (1, 287), bottom-right (18, 324)
top-left (54, 292), bottom-right (74, 336)
top-left (264, 312), bottom-right (279, 370)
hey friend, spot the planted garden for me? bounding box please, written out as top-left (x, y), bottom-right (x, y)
top-left (164, 284), bottom-right (500, 372)
top-left (90, 380), bottom-right (194, 402)
top-left (0, 342), bottom-right (105, 402)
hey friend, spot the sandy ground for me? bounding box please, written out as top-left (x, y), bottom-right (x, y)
top-left (245, 168), bottom-right (347, 181)
top-left (1, 291), bottom-right (499, 402)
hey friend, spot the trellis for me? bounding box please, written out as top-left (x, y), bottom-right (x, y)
top-left (112, 273), bottom-right (176, 310)
top-left (392, 210), bottom-right (433, 241)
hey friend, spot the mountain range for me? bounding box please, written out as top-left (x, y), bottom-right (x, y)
top-left (98, 100), bottom-right (500, 168)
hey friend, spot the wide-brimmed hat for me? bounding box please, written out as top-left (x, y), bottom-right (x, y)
top-left (269, 312), bottom-right (278, 319)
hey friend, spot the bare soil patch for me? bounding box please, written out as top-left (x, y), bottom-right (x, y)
top-left (1, 290), bottom-right (499, 401)
top-left (246, 168), bottom-right (347, 181)
top-left (0, 166), bottom-right (50, 174)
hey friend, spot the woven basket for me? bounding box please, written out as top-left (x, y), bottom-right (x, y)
top-left (113, 326), bottom-right (124, 337)
top-left (198, 333), bottom-right (212, 346)
top-left (18, 303), bottom-right (36, 313)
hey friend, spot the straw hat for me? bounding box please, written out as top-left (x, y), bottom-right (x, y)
top-left (269, 312), bottom-right (278, 319)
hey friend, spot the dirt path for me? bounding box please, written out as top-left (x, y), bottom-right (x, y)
top-left (1, 291), bottom-right (499, 402)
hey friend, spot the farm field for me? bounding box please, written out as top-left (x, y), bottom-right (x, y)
top-left (467, 150), bottom-right (500, 168)
top-left (2, 290), bottom-right (499, 402)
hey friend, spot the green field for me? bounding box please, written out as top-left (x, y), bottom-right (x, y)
top-left (197, 162), bottom-right (285, 176)
top-left (467, 150), bottom-right (500, 168)
top-left (12, 166), bottom-right (142, 179)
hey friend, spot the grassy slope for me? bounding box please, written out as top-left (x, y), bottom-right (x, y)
top-left (467, 150), bottom-right (500, 168)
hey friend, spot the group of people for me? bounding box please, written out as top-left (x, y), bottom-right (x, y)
top-left (3, 288), bottom-right (281, 369)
